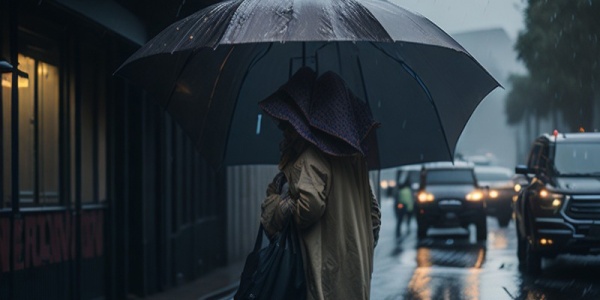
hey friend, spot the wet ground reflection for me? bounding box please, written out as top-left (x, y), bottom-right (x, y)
top-left (416, 239), bottom-right (486, 268)
top-left (405, 234), bottom-right (486, 300)
top-left (516, 255), bottom-right (600, 300)
top-left (371, 200), bottom-right (600, 300)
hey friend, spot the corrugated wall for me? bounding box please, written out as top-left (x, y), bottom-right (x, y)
top-left (226, 165), bottom-right (278, 263)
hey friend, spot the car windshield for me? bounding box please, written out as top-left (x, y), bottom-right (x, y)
top-left (474, 169), bottom-right (512, 181)
top-left (554, 142), bottom-right (600, 175)
top-left (426, 169), bottom-right (474, 185)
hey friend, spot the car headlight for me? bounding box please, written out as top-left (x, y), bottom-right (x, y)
top-left (489, 190), bottom-right (499, 199)
top-left (418, 191), bottom-right (435, 202)
top-left (380, 180), bottom-right (389, 189)
top-left (466, 190), bottom-right (484, 201)
top-left (537, 189), bottom-right (565, 209)
top-left (514, 183), bottom-right (522, 192)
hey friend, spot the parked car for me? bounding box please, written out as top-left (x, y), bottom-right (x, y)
top-left (474, 165), bottom-right (517, 227)
top-left (514, 131), bottom-right (600, 274)
top-left (415, 162), bottom-right (487, 240)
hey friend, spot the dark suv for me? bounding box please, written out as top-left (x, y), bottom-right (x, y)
top-left (416, 162), bottom-right (487, 240)
top-left (514, 132), bottom-right (600, 274)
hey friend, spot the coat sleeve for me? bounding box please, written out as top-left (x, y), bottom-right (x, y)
top-left (261, 147), bottom-right (331, 235)
top-left (292, 151), bottom-right (330, 229)
top-left (260, 148), bottom-right (330, 236)
top-left (261, 179), bottom-right (294, 238)
top-left (370, 185), bottom-right (381, 248)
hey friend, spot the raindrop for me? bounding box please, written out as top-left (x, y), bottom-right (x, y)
top-left (256, 114), bottom-right (262, 135)
top-left (189, 35), bottom-right (194, 40)
top-left (176, 27), bottom-right (180, 31)
top-left (402, 120), bottom-right (407, 129)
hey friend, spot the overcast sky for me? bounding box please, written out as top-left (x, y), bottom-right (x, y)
top-left (390, 0), bottom-right (526, 39)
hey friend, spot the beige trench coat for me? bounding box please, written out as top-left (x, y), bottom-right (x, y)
top-left (261, 146), bottom-right (381, 300)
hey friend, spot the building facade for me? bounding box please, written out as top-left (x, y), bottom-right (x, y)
top-left (0, 1), bottom-right (237, 299)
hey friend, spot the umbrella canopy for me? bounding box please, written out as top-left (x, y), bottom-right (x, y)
top-left (115, 0), bottom-right (500, 169)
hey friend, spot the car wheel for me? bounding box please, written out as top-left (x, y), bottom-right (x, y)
top-left (476, 217), bottom-right (487, 241)
top-left (417, 223), bottom-right (428, 239)
top-left (525, 240), bottom-right (542, 274)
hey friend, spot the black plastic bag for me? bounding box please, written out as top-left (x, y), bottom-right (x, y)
top-left (234, 220), bottom-right (306, 300)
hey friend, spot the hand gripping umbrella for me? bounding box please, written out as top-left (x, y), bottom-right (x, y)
top-left (115, 0), bottom-right (500, 169)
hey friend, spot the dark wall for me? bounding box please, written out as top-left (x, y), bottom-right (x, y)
top-left (117, 86), bottom-right (227, 297)
top-left (1, 1), bottom-right (228, 299)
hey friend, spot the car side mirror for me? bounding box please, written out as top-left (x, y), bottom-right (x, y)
top-left (515, 165), bottom-right (530, 175)
top-left (514, 164), bottom-right (533, 186)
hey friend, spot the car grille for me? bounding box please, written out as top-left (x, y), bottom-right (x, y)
top-left (565, 195), bottom-right (600, 220)
top-left (437, 199), bottom-right (463, 211)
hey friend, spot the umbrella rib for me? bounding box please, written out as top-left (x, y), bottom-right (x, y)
top-left (356, 55), bottom-right (381, 169)
top-left (164, 51), bottom-right (196, 110)
top-left (369, 42), bottom-right (454, 162)
top-left (220, 43), bottom-right (273, 167)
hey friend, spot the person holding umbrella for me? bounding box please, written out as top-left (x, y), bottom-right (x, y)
top-left (260, 67), bottom-right (381, 300)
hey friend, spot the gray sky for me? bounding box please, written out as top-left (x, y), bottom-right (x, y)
top-left (390, 0), bottom-right (526, 39)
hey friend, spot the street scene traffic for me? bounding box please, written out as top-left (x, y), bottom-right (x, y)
top-left (373, 132), bottom-right (600, 299)
top-left (373, 186), bottom-right (600, 300)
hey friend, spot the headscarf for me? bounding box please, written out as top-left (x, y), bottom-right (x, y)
top-left (260, 67), bottom-right (379, 159)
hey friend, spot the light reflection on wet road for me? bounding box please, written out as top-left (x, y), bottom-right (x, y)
top-left (371, 199), bottom-right (600, 300)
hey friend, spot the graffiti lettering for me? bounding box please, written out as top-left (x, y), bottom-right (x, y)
top-left (0, 210), bottom-right (104, 273)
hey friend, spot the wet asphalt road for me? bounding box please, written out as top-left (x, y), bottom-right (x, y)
top-left (370, 198), bottom-right (600, 300)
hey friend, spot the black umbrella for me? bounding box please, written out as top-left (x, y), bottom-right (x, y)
top-left (115, 0), bottom-right (500, 169)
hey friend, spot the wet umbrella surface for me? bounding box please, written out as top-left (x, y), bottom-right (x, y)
top-left (115, 0), bottom-right (499, 169)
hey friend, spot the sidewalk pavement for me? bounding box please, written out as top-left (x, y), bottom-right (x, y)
top-left (144, 260), bottom-right (245, 300)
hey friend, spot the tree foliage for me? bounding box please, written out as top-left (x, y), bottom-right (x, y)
top-left (506, 0), bottom-right (600, 130)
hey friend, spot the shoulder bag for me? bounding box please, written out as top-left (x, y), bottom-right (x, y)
top-left (234, 219), bottom-right (306, 300)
